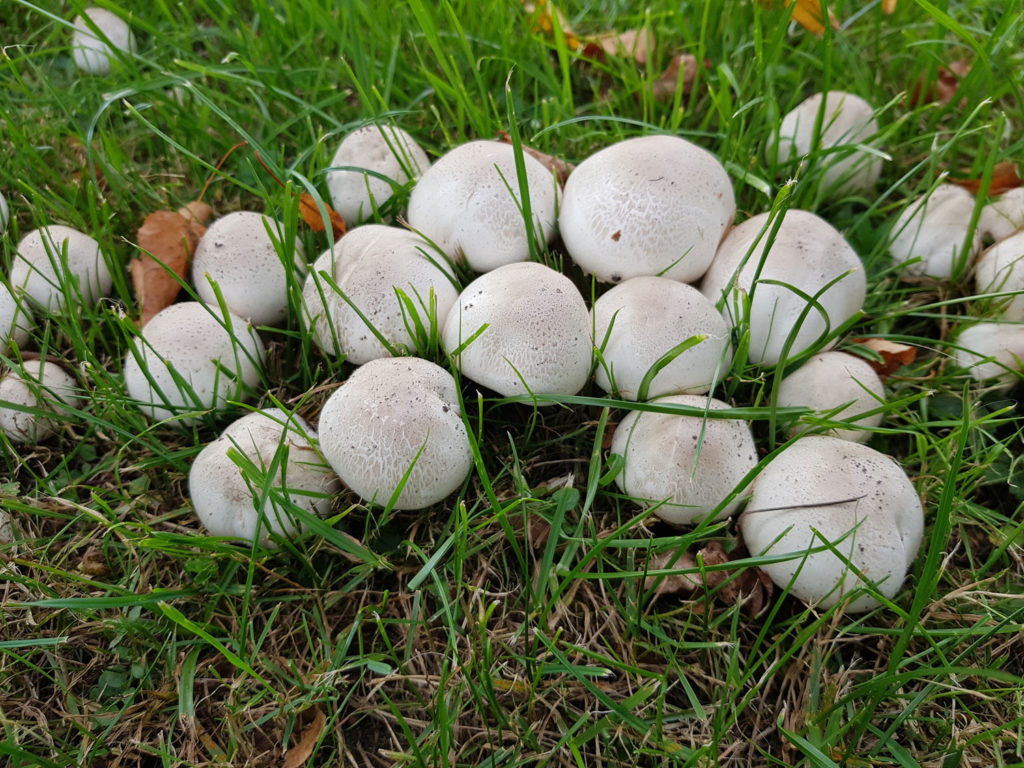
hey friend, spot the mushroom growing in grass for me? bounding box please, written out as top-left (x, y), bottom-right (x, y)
top-left (741, 436), bottom-right (924, 613)
top-left (953, 322), bottom-right (1024, 390)
top-left (701, 209), bottom-right (866, 367)
top-left (0, 283), bottom-right (33, 355)
top-left (406, 140), bottom-right (560, 272)
top-left (443, 261), bottom-right (592, 402)
top-left (189, 408), bottom-right (339, 547)
top-left (889, 184), bottom-right (982, 280)
top-left (11, 226), bottom-right (112, 312)
top-left (326, 125), bottom-right (430, 224)
top-left (974, 230), bottom-right (1024, 322)
top-left (123, 301), bottom-right (265, 425)
top-left (71, 7), bottom-right (136, 75)
top-left (318, 357), bottom-right (473, 510)
top-left (560, 135), bottom-right (735, 285)
top-left (592, 276), bottom-right (733, 400)
top-left (611, 394), bottom-right (759, 526)
top-left (980, 188), bottom-right (1024, 243)
top-left (0, 358), bottom-right (83, 444)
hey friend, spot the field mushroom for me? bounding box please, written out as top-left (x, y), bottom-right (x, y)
top-left (741, 436), bottom-right (924, 613)
top-left (0, 283), bottom-right (33, 354)
top-left (889, 184), bottom-right (981, 280)
top-left (11, 225), bottom-right (112, 312)
top-left (0, 358), bottom-right (83, 444)
top-left (611, 394), bottom-right (758, 526)
top-left (974, 230), bottom-right (1024, 322)
top-left (592, 276), bottom-right (733, 400)
top-left (123, 301), bottom-right (266, 424)
top-left (980, 188), bottom-right (1024, 243)
top-left (326, 125), bottom-right (430, 223)
top-left (442, 261), bottom-right (591, 401)
top-left (406, 140), bottom-right (560, 272)
top-left (189, 408), bottom-right (339, 546)
top-left (953, 322), bottom-right (1024, 389)
top-left (71, 7), bottom-right (136, 75)
top-left (701, 209), bottom-right (866, 367)
top-left (317, 357), bottom-right (473, 510)
top-left (559, 135), bottom-right (735, 284)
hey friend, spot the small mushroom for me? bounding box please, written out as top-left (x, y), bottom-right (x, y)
top-left (559, 135), bottom-right (735, 284)
top-left (953, 322), bottom-right (1024, 390)
top-left (0, 283), bottom-right (33, 354)
top-left (974, 230), bottom-right (1024, 322)
top-left (980, 188), bottom-right (1024, 243)
top-left (0, 358), bottom-right (83, 444)
top-left (741, 436), bottom-right (924, 613)
top-left (611, 394), bottom-right (759, 526)
top-left (11, 225), bottom-right (112, 312)
top-left (71, 7), bottom-right (136, 75)
top-left (889, 184), bottom-right (981, 280)
top-left (317, 357), bottom-right (473, 510)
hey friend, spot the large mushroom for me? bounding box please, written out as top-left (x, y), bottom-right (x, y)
top-left (980, 188), bottom-right (1024, 243)
top-left (974, 230), bottom-right (1024, 322)
top-left (889, 184), bottom-right (981, 280)
top-left (11, 225), bottom-right (112, 312)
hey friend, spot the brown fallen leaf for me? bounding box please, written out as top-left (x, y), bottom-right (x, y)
top-left (78, 544), bottom-right (109, 577)
top-left (849, 338), bottom-right (917, 378)
top-left (644, 547), bottom-right (700, 598)
top-left (651, 54), bottom-right (706, 102)
top-left (299, 193), bottom-right (347, 240)
top-left (282, 709), bottom-right (326, 768)
top-left (697, 541), bottom-right (773, 616)
top-left (950, 160), bottom-right (1022, 197)
top-left (496, 131), bottom-right (575, 186)
top-left (177, 200), bottom-right (213, 234)
top-left (881, 0), bottom-right (897, 12)
top-left (133, 210), bottom-right (200, 326)
top-left (528, 515), bottom-right (552, 551)
top-left (581, 28), bottom-right (655, 65)
top-left (910, 59), bottom-right (970, 107)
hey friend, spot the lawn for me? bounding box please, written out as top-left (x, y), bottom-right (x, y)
top-left (2, 1), bottom-right (1023, 766)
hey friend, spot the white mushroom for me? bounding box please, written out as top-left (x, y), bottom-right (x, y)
top-left (123, 301), bottom-right (266, 425)
top-left (442, 261), bottom-right (591, 401)
top-left (889, 184), bottom-right (981, 280)
top-left (317, 357), bottom-right (473, 510)
top-left (611, 394), bottom-right (758, 526)
top-left (769, 91), bottom-right (882, 196)
top-left (326, 125), bottom-right (430, 223)
top-left (71, 7), bottom-right (136, 75)
top-left (741, 436), bottom-right (924, 613)
top-left (406, 140), bottom-right (559, 272)
top-left (191, 211), bottom-right (304, 327)
top-left (189, 408), bottom-right (339, 546)
top-left (592, 276), bottom-right (733, 400)
top-left (0, 358), bottom-right (82, 444)
top-left (11, 225), bottom-right (112, 312)
top-left (0, 283), bottom-right (33, 354)
top-left (974, 230), bottom-right (1024, 322)
top-left (701, 209), bottom-right (866, 367)
top-left (953, 322), bottom-right (1024, 390)
top-left (776, 350), bottom-right (885, 443)
top-left (980, 188), bottom-right (1024, 243)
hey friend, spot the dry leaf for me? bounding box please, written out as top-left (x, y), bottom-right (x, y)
top-left (950, 161), bottom-right (1022, 197)
top-left (581, 28), bottom-right (655, 65)
top-left (781, 0), bottom-right (840, 35)
top-left (299, 193), bottom-right (347, 240)
top-left (177, 200), bottom-right (213, 231)
top-left (496, 131), bottom-right (575, 186)
top-left (697, 542), bottom-right (773, 616)
top-left (282, 709), bottom-right (326, 768)
top-left (528, 515), bottom-right (552, 551)
top-left (644, 547), bottom-right (700, 597)
top-left (651, 54), bottom-right (705, 102)
top-left (133, 210), bottom-right (199, 326)
top-left (910, 59), bottom-right (970, 107)
top-left (881, 0), bottom-right (897, 12)
top-left (525, 0), bottom-right (580, 50)
top-left (849, 338), bottom-right (917, 378)
top-left (78, 545), bottom-right (109, 577)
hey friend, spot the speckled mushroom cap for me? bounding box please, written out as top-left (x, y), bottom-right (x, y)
top-left (741, 436), bottom-right (924, 613)
top-left (953, 322), bottom-right (1024, 390)
top-left (559, 135), bottom-right (735, 285)
top-left (326, 125), bottom-right (430, 224)
top-left (980, 188), bottom-right (1024, 243)
top-left (701, 209), bottom-right (866, 367)
top-left (189, 408), bottom-right (339, 547)
top-left (442, 261), bottom-right (591, 401)
top-left (0, 283), bottom-right (33, 354)
top-left (11, 225), bottom-right (112, 312)
top-left (123, 301), bottom-right (265, 425)
top-left (889, 184), bottom-right (981, 280)
top-left (71, 7), bottom-right (136, 75)
top-left (776, 350), bottom-right (885, 443)
top-left (317, 357), bottom-right (473, 510)
top-left (592, 276), bottom-right (733, 400)
top-left (611, 394), bottom-right (758, 526)
top-left (191, 211), bottom-right (303, 327)
top-left (974, 230), bottom-right (1024, 322)
top-left (0, 359), bottom-right (82, 444)
top-left (406, 140), bottom-right (560, 272)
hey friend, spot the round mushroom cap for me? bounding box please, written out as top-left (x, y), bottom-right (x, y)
top-left (442, 261), bottom-right (592, 401)
top-left (741, 436), bottom-right (924, 613)
top-left (980, 188), bottom-right (1024, 243)
top-left (318, 357), bottom-right (473, 510)
top-left (0, 359), bottom-right (82, 444)
top-left (974, 230), bottom-right (1024, 322)
top-left (769, 91), bottom-right (882, 196)
top-left (326, 125), bottom-right (430, 223)
top-left (592, 276), bottom-right (733, 400)
top-left (406, 140), bottom-right (560, 272)
top-left (776, 350), bottom-right (885, 443)
top-left (123, 301), bottom-right (266, 425)
top-left (189, 408), bottom-right (339, 547)
top-left (302, 248), bottom-right (341, 355)
top-left (611, 394), bottom-right (758, 526)
top-left (192, 211), bottom-right (304, 327)
top-left (11, 225), bottom-right (112, 312)
top-left (0, 283), bottom-right (33, 354)
top-left (701, 209), bottom-right (866, 367)
top-left (560, 135), bottom-right (735, 284)
top-left (953, 322), bottom-right (1024, 390)
top-left (889, 184), bottom-right (981, 280)
top-left (71, 7), bottom-right (136, 75)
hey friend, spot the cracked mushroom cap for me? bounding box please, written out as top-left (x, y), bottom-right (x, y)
top-left (0, 358), bottom-right (82, 444)
top-left (974, 230), bottom-right (1024, 322)
top-left (72, 7), bottom-right (136, 75)
top-left (318, 357), bottom-right (473, 510)
top-left (741, 436), bottom-right (923, 613)
top-left (189, 408), bottom-right (339, 546)
top-left (889, 184), bottom-right (981, 280)
top-left (953, 322), bottom-right (1024, 390)
top-left (11, 225), bottom-right (112, 312)
top-left (0, 283), bottom-right (33, 354)
top-left (559, 135), bottom-right (735, 284)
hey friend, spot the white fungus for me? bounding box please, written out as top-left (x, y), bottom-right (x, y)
top-left (974, 230), bottom-right (1024, 322)
top-left (71, 7), bottom-right (136, 75)
top-left (0, 359), bottom-right (82, 444)
top-left (0, 283), bottom-right (33, 354)
top-left (980, 188), bottom-right (1024, 243)
top-left (11, 225), bottom-right (112, 312)
top-left (889, 184), bottom-right (981, 280)
top-left (953, 322), bottom-right (1024, 390)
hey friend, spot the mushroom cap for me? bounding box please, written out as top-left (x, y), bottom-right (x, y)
top-left (980, 188), bottom-right (1024, 243)
top-left (592, 276), bottom-right (733, 400)
top-left (191, 211), bottom-right (303, 327)
top-left (0, 359), bottom-right (82, 444)
top-left (0, 191), bottom-right (8, 232)
top-left (611, 394), bottom-right (759, 525)
top-left (889, 184), bottom-right (981, 280)
top-left (326, 125), bottom-right (430, 223)
top-left (0, 283), bottom-right (33, 354)
top-left (11, 225), bottom-right (112, 312)
top-left (189, 408), bottom-right (339, 546)
top-left (559, 135), bottom-right (735, 284)
top-left (776, 350), bottom-right (885, 442)
top-left (406, 140), bottom-right (560, 272)
top-left (974, 230), bottom-right (1024, 322)
top-left (123, 301), bottom-right (266, 425)
top-left (302, 249), bottom-right (341, 355)
top-left (953, 322), bottom-right (1024, 389)
top-left (71, 7), bottom-right (136, 75)
top-left (741, 436), bottom-right (924, 612)
top-left (442, 261), bottom-right (592, 401)
top-left (770, 91), bottom-right (882, 196)
top-left (701, 209), bottom-right (866, 366)
top-left (318, 357), bottom-right (473, 510)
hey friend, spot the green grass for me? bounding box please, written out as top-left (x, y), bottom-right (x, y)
top-left (2, 0), bottom-right (1024, 766)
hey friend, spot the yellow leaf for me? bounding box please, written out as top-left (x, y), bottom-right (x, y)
top-left (786, 0), bottom-right (840, 35)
